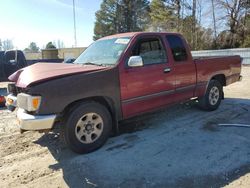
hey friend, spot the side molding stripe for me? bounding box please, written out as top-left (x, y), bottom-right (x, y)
top-left (122, 89), bottom-right (175, 104)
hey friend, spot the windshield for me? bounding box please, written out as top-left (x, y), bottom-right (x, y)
top-left (74, 37), bottom-right (131, 66)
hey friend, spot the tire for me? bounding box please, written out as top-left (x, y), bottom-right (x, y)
top-left (64, 101), bottom-right (112, 154)
top-left (198, 80), bottom-right (223, 111)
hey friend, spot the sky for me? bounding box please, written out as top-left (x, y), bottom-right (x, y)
top-left (0, 0), bottom-right (102, 49)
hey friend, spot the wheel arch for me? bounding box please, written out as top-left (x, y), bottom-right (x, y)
top-left (211, 74), bottom-right (226, 86)
top-left (60, 96), bottom-right (119, 134)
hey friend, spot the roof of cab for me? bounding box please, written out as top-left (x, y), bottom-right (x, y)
top-left (100, 32), bottom-right (180, 40)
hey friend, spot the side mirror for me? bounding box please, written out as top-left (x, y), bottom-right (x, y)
top-left (128, 56), bottom-right (143, 67)
top-left (9, 60), bottom-right (17, 65)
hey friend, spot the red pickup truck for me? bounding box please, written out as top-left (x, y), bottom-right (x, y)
top-left (6, 32), bottom-right (242, 153)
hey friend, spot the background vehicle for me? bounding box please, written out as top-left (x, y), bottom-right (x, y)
top-left (64, 58), bottom-right (76, 64)
top-left (0, 50), bottom-right (27, 81)
top-left (0, 50), bottom-right (63, 82)
top-left (6, 32), bottom-right (242, 154)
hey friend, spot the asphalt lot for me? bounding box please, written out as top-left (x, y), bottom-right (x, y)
top-left (0, 66), bottom-right (250, 188)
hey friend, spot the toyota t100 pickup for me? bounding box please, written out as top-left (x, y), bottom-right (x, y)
top-left (6, 32), bottom-right (242, 153)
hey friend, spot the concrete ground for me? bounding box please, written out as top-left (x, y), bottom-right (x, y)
top-left (0, 67), bottom-right (250, 188)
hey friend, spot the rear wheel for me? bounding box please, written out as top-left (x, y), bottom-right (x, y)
top-left (64, 101), bottom-right (112, 154)
top-left (198, 80), bottom-right (223, 111)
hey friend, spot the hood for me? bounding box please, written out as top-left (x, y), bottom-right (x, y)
top-left (9, 63), bottom-right (107, 88)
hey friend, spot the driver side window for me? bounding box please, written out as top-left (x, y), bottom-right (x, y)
top-left (132, 38), bottom-right (167, 65)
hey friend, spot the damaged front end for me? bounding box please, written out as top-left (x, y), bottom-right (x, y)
top-left (6, 83), bottom-right (57, 133)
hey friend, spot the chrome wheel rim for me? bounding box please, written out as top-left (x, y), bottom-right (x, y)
top-left (75, 113), bottom-right (103, 144)
top-left (209, 86), bottom-right (220, 105)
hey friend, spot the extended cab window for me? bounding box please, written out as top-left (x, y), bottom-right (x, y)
top-left (132, 38), bottom-right (167, 65)
top-left (166, 35), bottom-right (188, 62)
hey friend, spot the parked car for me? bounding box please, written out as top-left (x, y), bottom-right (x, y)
top-left (0, 50), bottom-right (64, 82)
top-left (64, 58), bottom-right (76, 64)
top-left (6, 32), bottom-right (242, 154)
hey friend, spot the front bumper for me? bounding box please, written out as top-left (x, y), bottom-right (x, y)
top-left (17, 109), bottom-right (56, 131)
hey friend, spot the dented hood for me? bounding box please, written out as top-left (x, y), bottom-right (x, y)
top-left (9, 63), bottom-right (107, 88)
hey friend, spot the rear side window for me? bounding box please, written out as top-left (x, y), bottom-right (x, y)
top-left (166, 35), bottom-right (188, 62)
top-left (132, 38), bottom-right (167, 65)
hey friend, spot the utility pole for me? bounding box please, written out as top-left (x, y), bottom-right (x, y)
top-left (73, 0), bottom-right (77, 47)
top-left (211, 0), bottom-right (217, 48)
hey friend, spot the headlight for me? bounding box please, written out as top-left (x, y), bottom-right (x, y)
top-left (17, 93), bottom-right (41, 112)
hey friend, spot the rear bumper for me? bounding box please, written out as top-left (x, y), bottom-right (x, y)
top-left (17, 109), bottom-right (56, 131)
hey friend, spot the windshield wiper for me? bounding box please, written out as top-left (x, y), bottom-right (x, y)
top-left (83, 62), bottom-right (113, 67)
top-left (83, 62), bottom-right (102, 66)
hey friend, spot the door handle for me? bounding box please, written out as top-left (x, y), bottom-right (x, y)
top-left (164, 67), bottom-right (171, 73)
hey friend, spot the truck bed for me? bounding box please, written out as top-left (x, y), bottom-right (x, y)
top-left (193, 55), bottom-right (241, 97)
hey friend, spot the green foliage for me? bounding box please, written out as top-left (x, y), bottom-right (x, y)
top-left (45, 42), bottom-right (56, 49)
top-left (93, 0), bottom-right (150, 40)
top-left (240, 14), bottom-right (250, 47)
top-left (149, 0), bottom-right (176, 32)
top-left (93, 0), bottom-right (249, 50)
top-left (24, 42), bottom-right (39, 52)
top-left (242, 35), bottom-right (250, 47)
top-left (94, 0), bottom-right (118, 40)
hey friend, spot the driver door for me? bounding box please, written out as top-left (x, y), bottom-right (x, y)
top-left (119, 35), bottom-right (175, 118)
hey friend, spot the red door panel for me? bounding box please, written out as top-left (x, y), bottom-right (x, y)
top-left (165, 34), bottom-right (197, 102)
top-left (119, 63), bottom-right (175, 118)
top-left (174, 63), bottom-right (196, 101)
top-left (119, 35), bottom-right (176, 118)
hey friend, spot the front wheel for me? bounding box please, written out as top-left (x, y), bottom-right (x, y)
top-left (198, 80), bottom-right (223, 111)
top-left (64, 101), bottom-right (112, 154)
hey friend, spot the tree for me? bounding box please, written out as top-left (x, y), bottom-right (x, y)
top-left (242, 35), bottom-right (250, 47)
top-left (94, 0), bottom-right (121, 40)
top-left (45, 42), bottom-right (56, 49)
top-left (120, 0), bottom-right (150, 32)
top-left (56, 40), bottom-right (65, 49)
top-left (239, 13), bottom-right (250, 47)
top-left (181, 16), bottom-right (193, 46)
top-left (167, 0), bottom-right (181, 32)
top-left (93, 0), bottom-right (150, 40)
top-left (149, 0), bottom-right (177, 32)
top-left (24, 42), bottom-right (39, 52)
top-left (92, 0), bottom-right (249, 50)
top-left (1, 39), bottom-right (14, 50)
top-left (215, 0), bottom-right (247, 48)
